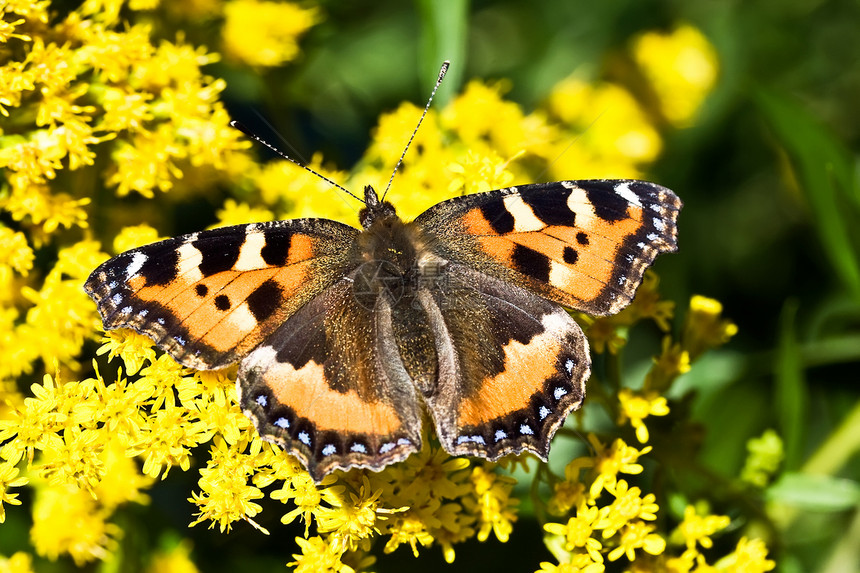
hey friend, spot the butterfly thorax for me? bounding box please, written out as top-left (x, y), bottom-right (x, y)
top-left (354, 190), bottom-right (436, 308)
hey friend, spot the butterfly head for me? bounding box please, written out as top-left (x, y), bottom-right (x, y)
top-left (359, 185), bottom-right (397, 229)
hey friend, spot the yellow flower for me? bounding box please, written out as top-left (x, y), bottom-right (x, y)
top-left (740, 429), bottom-right (783, 488)
top-left (683, 296), bottom-right (738, 359)
top-left (632, 24), bottom-right (719, 127)
top-left (465, 464), bottom-right (519, 543)
top-left (189, 437), bottom-right (268, 533)
top-left (96, 329), bottom-right (157, 376)
top-left (383, 511), bottom-right (435, 557)
top-left (146, 540), bottom-right (199, 573)
top-left (674, 505), bottom-right (730, 550)
top-left (316, 476), bottom-right (396, 552)
top-left (545, 78), bottom-right (661, 179)
top-left (537, 553), bottom-right (606, 573)
top-left (544, 503), bottom-right (605, 563)
top-left (0, 551), bottom-right (35, 573)
top-left (112, 224), bottom-right (162, 254)
top-left (606, 520), bottom-right (666, 561)
top-left (645, 337), bottom-right (692, 393)
top-left (717, 537), bottom-right (775, 572)
top-left (276, 472), bottom-right (329, 533)
top-left (211, 199), bottom-right (274, 229)
top-left (289, 536), bottom-right (354, 573)
top-left (30, 483), bottom-right (121, 565)
top-left (548, 467), bottom-right (588, 516)
top-left (221, 0), bottom-right (318, 67)
top-left (0, 374), bottom-right (65, 465)
top-left (617, 388), bottom-right (670, 443)
top-left (0, 461), bottom-right (28, 523)
top-left (587, 436), bottom-right (651, 497)
top-left (598, 480), bottom-right (659, 537)
top-left (0, 228), bottom-right (34, 276)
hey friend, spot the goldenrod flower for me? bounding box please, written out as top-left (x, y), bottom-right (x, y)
top-left (289, 536), bottom-right (354, 573)
top-left (30, 483), bottom-right (121, 565)
top-left (632, 24), bottom-right (719, 127)
top-left (0, 551), bottom-right (35, 573)
top-left (617, 388), bottom-right (670, 443)
top-left (465, 464), bottom-right (519, 543)
top-left (0, 461), bottom-right (28, 523)
top-left (606, 520), bottom-right (666, 561)
top-left (683, 296), bottom-right (738, 359)
top-left (587, 436), bottom-right (651, 497)
top-left (717, 537), bottom-right (776, 572)
top-left (221, 0), bottom-right (318, 67)
top-left (383, 511), bottom-right (435, 557)
top-left (674, 505), bottom-right (730, 551)
top-left (740, 429), bottom-right (783, 488)
top-left (536, 553), bottom-right (606, 573)
top-left (597, 480), bottom-right (659, 537)
top-left (544, 502), bottom-right (605, 563)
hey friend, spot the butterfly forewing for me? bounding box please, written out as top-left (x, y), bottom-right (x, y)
top-left (414, 179), bottom-right (681, 315)
top-left (85, 219), bottom-right (359, 370)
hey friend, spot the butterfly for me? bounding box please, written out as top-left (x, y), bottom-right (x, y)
top-left (85, 63), bottom-right (680, 482)
top-left (85, 176), bottom-right (680, 482)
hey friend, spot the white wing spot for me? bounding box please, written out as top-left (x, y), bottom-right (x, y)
top-left (350, 443), bottom-right (367, 454)
top-left (138, 309), bottom-right (148, 317)
top-left (539, 406), bottom-right (551, 420)
top-left (397, 438), bottom-right (411, 446)
top-left (618, 275), bottom-right (627, 285)
top-left (157, 317), bottom-right (165, 325)
top-left (174, 335), bottom-right (186, 346)
top-left (653, 217), bottom-right (665, 231)
top-left (379, 442), bottom-right (395, 454)
top-left (647, 232), bottom-right (659, 241)
top-left (520, 424), bottom-right (534, 436)
top-left (554, 386), bottom-right (568, 400)
top-left (111, 293), bottom-right (123, 305)
top-left (120, 306), bottom-right (132, 314)
top-left (322, 444), bottom-right (336, 456)
top-left (274, 417), bottom-right (289, 429)
top-left (615, 182), bottom-right (642, 207)
top-left (255, 395), bottom-right (267, 407)
top-left (298, 431), bottom-right (311, 446)
top-left (565, 359), bottom-right (575, 375)
top-left (124, 252), bottom-right (147, 279)
top-left (494, 430), bottom-right (507, 442)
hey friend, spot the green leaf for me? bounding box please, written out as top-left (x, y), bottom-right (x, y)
top-left (756, 89), bottom-right (860, 301)
top-left (776, 300), bottom-right (807, 471)
top-left (767, 472), bottom-right (860, 511)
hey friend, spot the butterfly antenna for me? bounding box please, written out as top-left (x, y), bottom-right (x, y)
top-left (380, 60), bottom-right (450, 201)
top-left (229, 120), bottom-right (364, 203)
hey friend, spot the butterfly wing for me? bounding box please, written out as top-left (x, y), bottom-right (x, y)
top-left (239, 277), bottom-right (423, 481)
top-left (414, 180), bottom-right (681, 315)
top-left (85, 219), bottom-right (359, 370)
top-left (412, 263), bottom-right (589, 461)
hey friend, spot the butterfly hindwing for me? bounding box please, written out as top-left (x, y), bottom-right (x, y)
top-left (403, 262), bottom-right (588, 460)
top-left (238, 277), bottom-right (423, 481)
top-left (85, 219), bottom-right (359, 370)
top-left (414, 180), bottom-right (681, 315)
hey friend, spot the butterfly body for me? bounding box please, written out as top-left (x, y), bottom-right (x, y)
top-left (86, 180), bottom-right (680, 481)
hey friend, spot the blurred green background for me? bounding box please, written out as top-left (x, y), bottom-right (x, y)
top-left (220, 1), bottom-right (860, 571)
